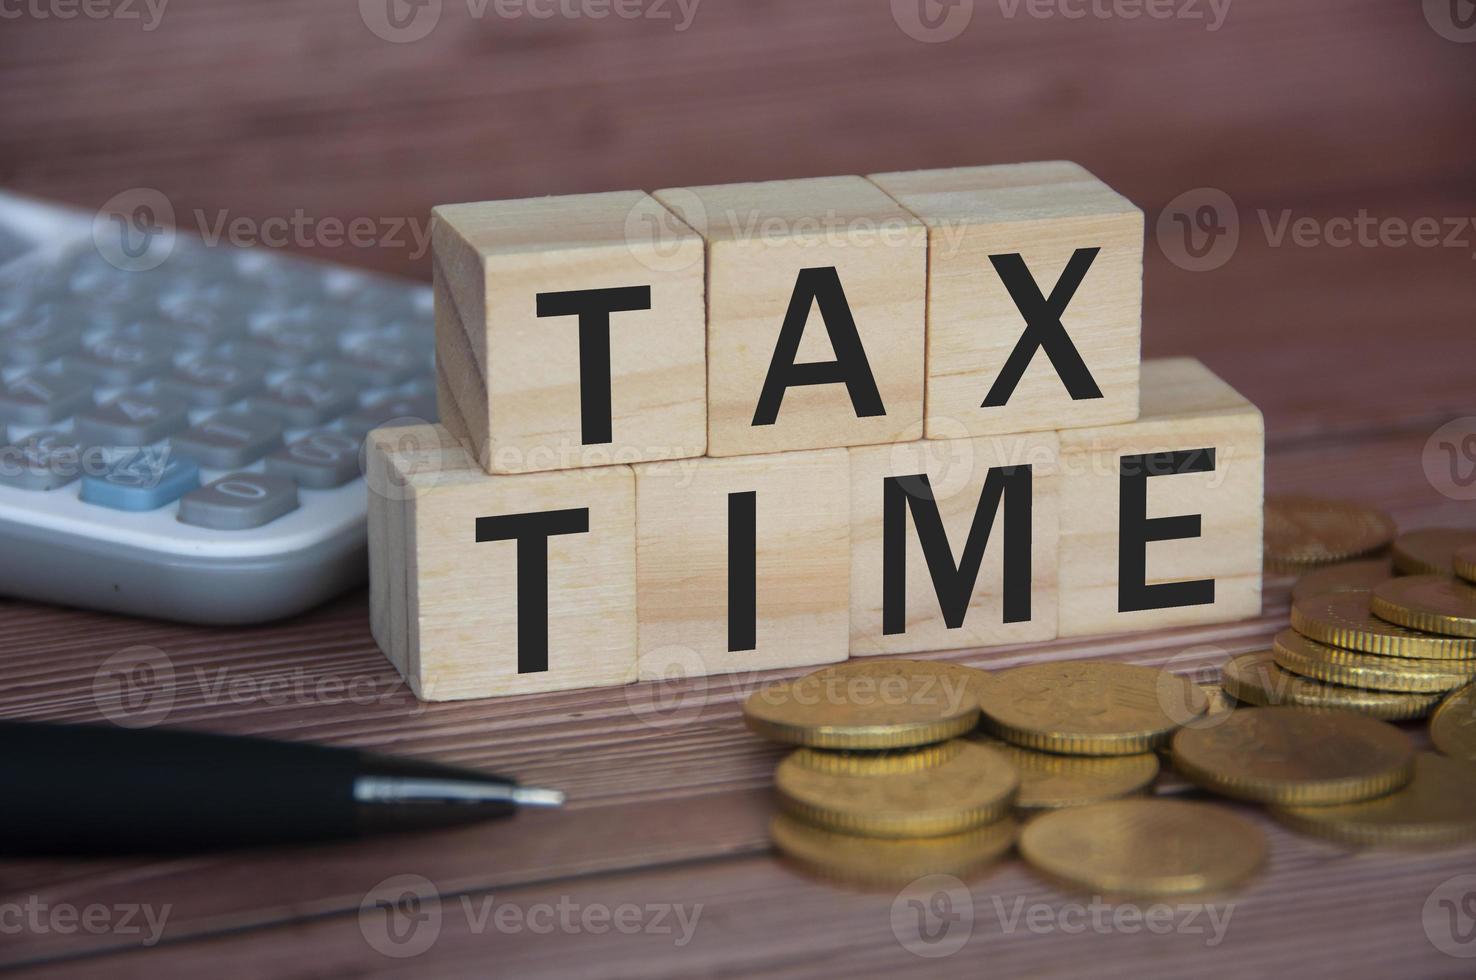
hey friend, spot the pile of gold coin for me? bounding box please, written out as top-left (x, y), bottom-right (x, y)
top-left (744, 658), bottom-right (1270, 894)
top-left (741, 503), bottom-right (1476, 893)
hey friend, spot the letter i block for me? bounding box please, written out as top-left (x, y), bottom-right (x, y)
top-left (366, 424), bottom-right (637, 700)
top-left (868, 162), bottom-right (1143, 438)
top-left (849, 430), bottom-right (1061, 656)
top-left (634, 449), bottom-right (851, 679)
top-left (653, 177), bottom-right (927, 457)
top-left (432, 191), bottom-right (707, 474)
top-left (1057, 358), bottom-right (1264, 637)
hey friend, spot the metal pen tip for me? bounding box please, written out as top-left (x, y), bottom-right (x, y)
top-left (511, 786), bottom-right (566, 808)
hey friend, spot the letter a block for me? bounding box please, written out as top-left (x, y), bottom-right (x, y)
top-left (432, 191), bottom-right (707, 474)
top-left (849, 431), bottom-right (1061, 656)
top-left (366, 424), bottom-right (637, 700)
top-left (634, 449), bottom-right (851, 679)
top-left (868, 162), bottom-right (1143, 438)
top-left (653, 177), bottom-right (926, 458)
top-left (1057, 357), bottom-right (1264, 637)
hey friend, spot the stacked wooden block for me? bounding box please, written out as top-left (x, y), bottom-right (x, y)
top-left (368, 162), bottom-right (1265, 702)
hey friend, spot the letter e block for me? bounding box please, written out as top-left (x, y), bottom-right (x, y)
top-left (367, 424), bottom-right (636, 700)
top-left (432, 191), bottom-right (706, 474)
top-left (634, 449), bottom-right (850, 679)
top-left (849, 430), bottom-right (1060, 656)
top-left (868, 162), bottom-right (1143, 437)
top-left (1057, 357), bottom-right (1264, 637)
top-left (653, 177), bottom-right (926, 457)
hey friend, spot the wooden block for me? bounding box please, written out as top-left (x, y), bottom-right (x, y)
top-left (432, 191), bottom-right (707, 474)
top-left (652, 176), bottom-right (926, 458)
top-left (849, 428), bottom-right (1061, 656)
top-left (867, 162), bottom-right (1143, 438)
top-left (1057, 357), bottom-right (1264, 637)
top-left (366, 423), bottom-right (637, 700)
top-left (634, 449), bottom-right (850, 680)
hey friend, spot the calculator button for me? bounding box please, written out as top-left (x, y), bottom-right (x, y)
top-left (80, 450), bottom-right (200, 511)
top-left (171, 411), bottom-right (284, 469)
top-left (0, 369), bottom-right (93, 425)
top-left (329, 344), bottom-right (421, 387)
top-left (178, 472), bottom-right (299, 530)
top-left (156, 283), bottom-right (252, 347)
top-left (160, 358), bottom-right (266, 408)
top-left (1, 302), bottom-right (87, 366)
top-left (69, 331), bottom-right (173, 385)
top-left (250, 375), bottom-right (357, 427)
top-left (249, 314), bottom-right (337, 367)
top-left (75, 391), bottom-right (191, 447)
top-left (0, 429), bottom-right (86, 491)
top-left (265, 429), bottom-right (362, 489)
top-left (341, 392), bottom-right (438, 436)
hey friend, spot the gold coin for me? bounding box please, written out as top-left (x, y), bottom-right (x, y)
top-left (1290, 559), bottom-right (1393, 605)
top-left (1018, 799), bottom-right (1265, 897)
top-left (1170, 706), bottom-right (1415, 805)
top-left (1391, 528), bottom-right (1476, 576)
top-left (769, 812), bottom-right (1016, 887)
top-left (1273, 753), bottom-right (1476, 846)
top-left (1264, 496), bottom-right (1396, 570)
top-left (743, 660), bottom-right (981, 749)
top-left (1272, 629), bottom-right (1476, 694)
top-left (977, 661), bottom-right (1208, 755)
top-left (1371, 574), bottom-right (1476, 639)
top-left (1431, 683), bottom-right (1476, 763)
top-left (1456, 546), bottom-right (1476, 585)
top-left (1222, 648), bottom-right (1440, 721)
top-left (1290, 591), bottom-right (1476, 660)
top-left (775, 739), bottom-right (1018, 838)
top-left (970, 736), bottom-right (1158, 810)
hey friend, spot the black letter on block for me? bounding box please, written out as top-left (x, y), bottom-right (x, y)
top-left (1118, 449), bottom-right (1217, 613)
top-left (728, 490), bottom-right (757, 652)
top-left (476, 508), bottom-right (591, 673)
top-left (882, 467), bottom-right (1033, 635)
top-left (982, 249), bottom-right (1105, 407)
top-left (536, 285), bottom-right (652, 445)
top-left (752, 267), bottom-right (885, 426)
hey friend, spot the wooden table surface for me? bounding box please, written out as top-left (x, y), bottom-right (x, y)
top-left (2, 0), bottom-right (1475, 976)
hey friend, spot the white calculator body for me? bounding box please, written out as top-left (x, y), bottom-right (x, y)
top-left (0, 193), bottom-right (436, 624)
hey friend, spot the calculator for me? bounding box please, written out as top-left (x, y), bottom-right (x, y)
top-left (0, 192), bottom-right (436, 624)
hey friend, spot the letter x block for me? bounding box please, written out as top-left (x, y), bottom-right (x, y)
top-left (849, 430), bottom-right (1061, 656)
top-left (432, 191), bottom-right (707, 474)
top-left (868, 162), bottom-right (1143, 438)
top-left (1057, 357), bottom-right (1264, 637)
top-left (366, 424), bottom-right (636, 700)
top-left (653, 176), bottom-right (926, 458)
top-left (634, 449), bottom-right (851, 680)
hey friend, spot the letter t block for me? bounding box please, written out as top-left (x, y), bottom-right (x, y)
top-left (869, 162), bottom-right (1143, 438)
top-left (366, 424), bottom-right (637, 701)
top-left (432, 191), bottom-right (707, 474)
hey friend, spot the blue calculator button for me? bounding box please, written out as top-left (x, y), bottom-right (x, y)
top-left (80, 451), bottom-right (200, 512)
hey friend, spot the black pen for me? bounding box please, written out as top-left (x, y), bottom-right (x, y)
top-left (0, 719), bottom-right (564, 854)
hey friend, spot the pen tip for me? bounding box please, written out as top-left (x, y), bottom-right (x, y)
top-left (511, 786), bottom-right (566, 808)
